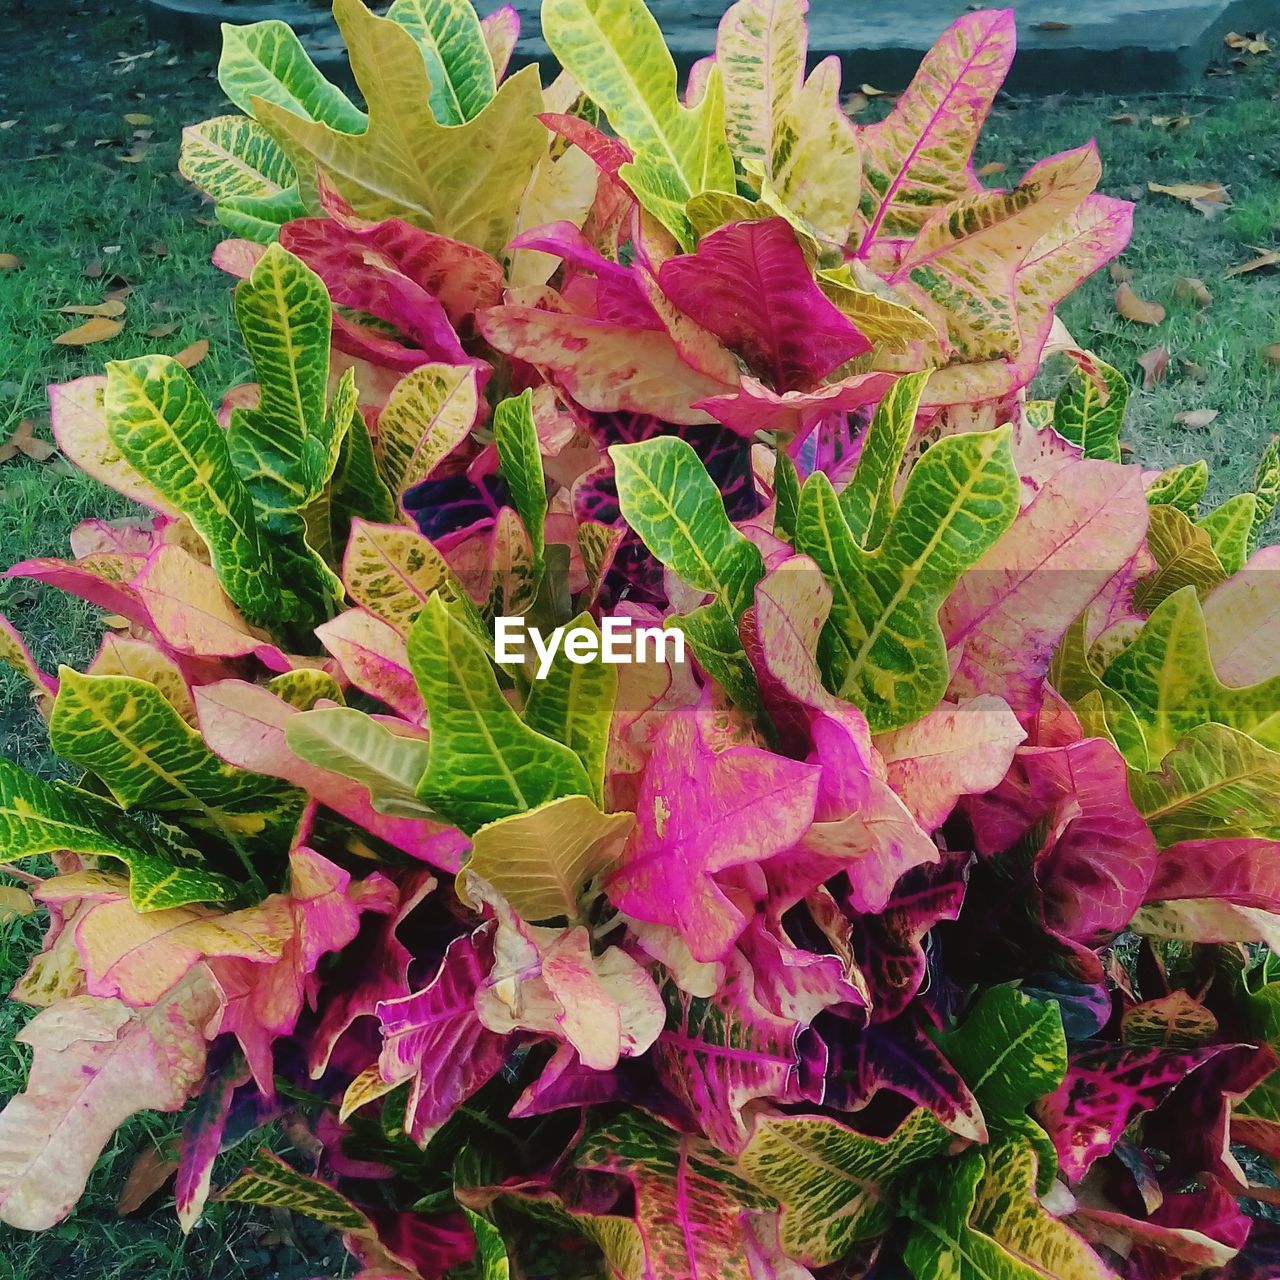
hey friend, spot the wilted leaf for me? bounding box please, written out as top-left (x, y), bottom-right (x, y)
top-left (53, 316), bottom-right (123, 346)
top-left (0, 886), bottom-right (35, 924)
top-left (123, 112), bottom-right (153, 126)
top-left (1265, 344), bottom-right (1280, 367)
top-left (0, 421), bottom-right (56, 464)
top-left (1226, 31), bottom-right (1271, 54)
top-left (1148, 180), bottom-right (1231, 207)
top-left (0, 253), bottom-right (23, 271)
top-left (1227, 249), bottom-right (1280, 277)
top-left (1174, 408), bottom-right (1218, 429)
top-left (1173, 276), bottom-right (1212, 307)
top-left (58, 300), bottom-right (125, 319)
top-left (976, 161), bottom-right (1005, 177)
top-left (117, 1146), bottom-right (178, 1215)
top-left (172, 340), bottom-right (209, 370)
top-left (1117, 284), bottom-right (1166, 326)
top-left (1137, 347), bottom-right (1170, 387)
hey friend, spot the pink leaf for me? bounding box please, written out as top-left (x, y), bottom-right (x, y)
top-left (315, 608), bottom-right (425, 722)
top-left (698, 371), bottom-right (896, 441)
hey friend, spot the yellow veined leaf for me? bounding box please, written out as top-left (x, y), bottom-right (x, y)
top-left (741, 1108), bottom-right (951, 1266)
top-left (0, 612), bottom-right (55, 710)
top-left (219, 1150), bottom-right (371, 1231)
top-left (341, 519), bottom-right (457, 636)
top-left (252, 0), bottom-right (546, 256)
top-left (1133, 503), bottom-right (1227, 611)
top-left (795, 426), bottom-right (1019, 731)
top-left (459, 794), bottom-right (633, 921)
top-left (1130, 723), bottom-right (1280, 845)
top-left (264, 667), bottom-right (345, 710)
top-left (285, 705), bottom-right (435, 819)
top-left (541, 0), bottom-right (735, 247)
top-left (385, 0), bottom-right (495, 125)
top-left (340, 1064), bottom-right (398, 1122)
top-left (817, 266), bottom-right (936, 353)
top-left (178, 115), bottom-right (300, 205)
top-left (375, 363), bottom-right (479, 495)
top-left (50, 668), bottom-right (305, 852)
top-left (0, 756), bottom-right (237, 911)
top-left (1101, 586), bottom-right (1280, 759)
top-left (87, 634), bottom-right (197, 724)
top-left (1197, 493), bottom-right (1258, 576)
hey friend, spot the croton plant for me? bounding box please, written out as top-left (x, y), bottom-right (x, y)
top-left (2, 0), bottom-right (1280, 1275)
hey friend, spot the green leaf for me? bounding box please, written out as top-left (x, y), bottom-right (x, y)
top-left (105, 355), bottom-right (283, 626)
top-left (773, 449), bottom-right (800, 542)
top-left (331, 403), bottom-right (398, 530)
top-left (795, 427), bottom-right (1019, 732)
top-left (220, 1151), bottom-right (371, 1231)
top-left (0, 756), bottom-right (237, 911)
top-left (542, 0), bottom-right (734, 246)
top-left (214, 187), bottom-right (310, 243)
top-left (1197, 493), bottom-right (1257, 576)
top-left (265, 667), bottom-right (345, 710)
top-left (386, 0), bottom-right (496, 125)
top-left (1051, 353), bottom-right (1126, 462)
top-left (1102, 586), bottom-right (1280, 759)
top-left (462, 1209), bottom-right (511, 1280)
top-left (1146, 459), bottom-right (1208, 514)
top-left (462, 794), bottom-right (633, 921)
top-left (741, 1108), bottom-right (950, 1267)
top-left (1130, 723), bottom-right (1280, 845)
top-left (494, 390), bottom-right (548, 578)
top-left (905, 1138), bottom-right (1109, 1280)
top-left (285, 706), bottom-right (434, 818)
top-left (838, 369), bottom-right (930, 548)
top-left (674, 600), bottom-right (761, 715)
top-left (375, 363), bottom-right (478, 495)
top-left (228, 243), bottom-right (337, 518)
top-left (51, 668), bottom-right (303, 853)
top-left (521, 613), bottom-right (616, 804)
top-left (408, 594), bottom-right (591, 833)
top-left (610, 436), bottom-right (764, 619)
top-left (219, 20), bottom-right (366, 131)
top-left (1252, 436), bottom-right (1280, 551)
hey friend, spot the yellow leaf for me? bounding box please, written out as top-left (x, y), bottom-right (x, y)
top-left (53, 316), bottom-right (123, 346)
top-left (172, 339), bottom-right (209, 370)
top-left (1148, 180), bottom-right (1231, 205)
top-left (0, 253), bottom-right (22, 271)
top-left (0, 885), bottom-right (36, 924)
top-left (1115, 283), bottom-right (1165, 326)
top-left (58, 299), bottom-right (126, 318)
top-left (123, 112), bottom-right (154, 125)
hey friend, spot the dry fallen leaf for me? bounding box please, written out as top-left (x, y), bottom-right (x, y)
top-left (1181, 358), bottom-right (1209, 382)
top-left (116, 1147), bottom-right (178, 1216)
top-left (976, 161), bottom-right (1005, 178)
top-left (0, 420), bottom-right (57, 465)
top-left (1109, 112), bottom-right (1139, 126)
top-left (0, 885), bottom-right (35, 924)
top-left (53, 316), bottom-right (123, 346)
top-left (1173, 408), bottom-right (1219, 429)
top-left (1226, 249), bottom-right (1280, 278)
top-left (1172, 276), bottom-right (1213, 307)
top-left (1109, 262), bottom-right (1135, 284)
top-left (1116, 283), bottom-right (1167, 326)
top-left (173, 339), bottom-right (209, 370)
top-left (860, 83), bottom-right (886, 96)
top-left (145, 320), bottom-right (180, 338)
top-left (0, 253), bottom-right (22, 271)
top-left (122, 111), bottom-right (154, 126)
top-left (1150, 114), bottom-right (1192, 131)
top-left (1226, 31), bottom-right (1271, 55)
top-left (1264, 344), bottom-right (1280, 367)
top-left (83, 258), bottom-right (104, 279)
top-left (1036, 20), bottom-right (1071, 31)
top-left (1137, 347), bottom-right (1170, 389)
top-left (58, 298), bottom-right (126, 319)
top-left (1147, 180), bottom-right (1231, 207)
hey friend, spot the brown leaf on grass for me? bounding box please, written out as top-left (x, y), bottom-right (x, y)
top-left (1035, 20), bottom-right (1071, 31)
top-left (1110, 262), bottom-right (1135, 283)
top-left (1264, 344), bottom-right (1280, 367)
top-left (1150, 114), bottom-right (1192, 130)
top-left (83, 258), bottom-right (103, 279)
top-left (1148, 181), bottom-right (1231, 219)
top-left (1226, 249), bottom-right (1280, 278)
top-left (1172, 276), bottom-right (1213, 307)
top-left (0, 253), bottom-right (22, 271)
top-left (1226, 31), bottom-right (1271, 55)
top-left (53, 316), bottom-right (123, 346)
top-left (1173, 408), bottom-right (1218, 428)
top-left (0, 421), bottom-right (56, 464)
top-left (117, 1147), bottom-right (178, 1216)
top-left (1137, 347), bottom-right (1170, 388)
top-left (1117, 283), bottom-right (1167, 326)
top-left (145, 321), bottom-right (180, 338)
top-left (58, 299), bottom-right (126, 319)
top-left (976, 161), bottom-right (1005, 178)
top-left (1109, 112), bottom-right (1139, 126)
top-left (172, 339), bottom-right (209, 370)
top-left (1181, 358), bottom-right (1209, 381)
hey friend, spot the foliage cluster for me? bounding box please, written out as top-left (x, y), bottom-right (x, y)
top-left (2, 1), bottom-right (1280, 1275)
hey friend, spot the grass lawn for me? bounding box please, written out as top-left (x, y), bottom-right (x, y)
top-left (0, 0), bottom-right (1278, 1274)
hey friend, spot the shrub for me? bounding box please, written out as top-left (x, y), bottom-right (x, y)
top-left (2, 0), bottom-right (1280, 1275)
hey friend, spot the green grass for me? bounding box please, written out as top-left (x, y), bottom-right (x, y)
top-left (0, 0), bottom-right (1279, 1274)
